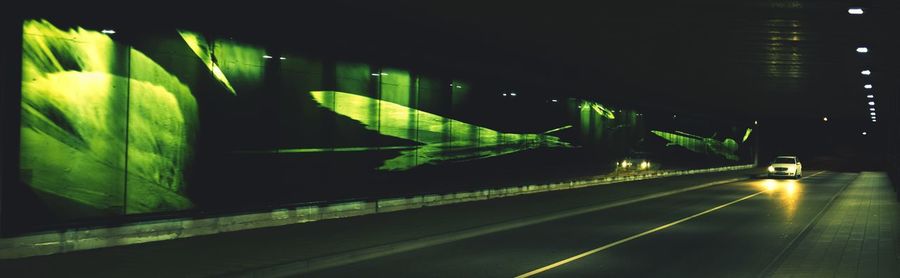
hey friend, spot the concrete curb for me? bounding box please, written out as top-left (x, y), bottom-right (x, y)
top-left (0, 164), bottom-right (753, 259)
top-left (227, 177), bottom-right (750, 277)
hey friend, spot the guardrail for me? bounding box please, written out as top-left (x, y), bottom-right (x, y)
top-left (0, 164), bottom-right (754, 259)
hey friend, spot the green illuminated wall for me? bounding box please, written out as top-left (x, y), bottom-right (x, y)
top-left (8, 18), bottom-right (753, 232)
top-left (19, 20), bottom-right (195, 217)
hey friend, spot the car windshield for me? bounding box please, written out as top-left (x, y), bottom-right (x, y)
top-left (773, 157), bottom-right (796, 164)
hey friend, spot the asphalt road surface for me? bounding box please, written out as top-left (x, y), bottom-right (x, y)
top-left (308, 171), bottom-right (853, 277)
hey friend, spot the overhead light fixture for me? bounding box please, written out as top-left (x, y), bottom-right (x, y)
top-left (870, 108), bottom-right (876, 111)
top-left (823, 117), bottom-right (828, 122)
top-left (101, 29), bottom-right (116, 34)
top-left (861, 70), bottom-right (871, 75)
top-left (262, 55), bottom-right (273, 59)
top-left (869, 101), bottom-right (875, 105)
top-left (509, 92), bottom-right (517, 96)
top-left (857, 47), bottom-right (869, 53)
top-left (848, 8), bottom-right (864, 15)
top-left (371, 73), bottom-right (380, 76)
top-left (279, 57), bottom-right (286, 60)
top-left (754, 120), bottom-right (758, 125)
top-left (502, 93), bottom-right (507, 96)
top-left (862, 131), bottom-right (867, 135)
top-left (867, 95), bottom-right (874, 98)
top-left (864, 84), bottom-right (873, 89)
top-left (871, 112), bottom-right (876, 115)
top-left (456, 85), bottom-right (462, 89)
top-left (551, 99), bottom-right (558, 102)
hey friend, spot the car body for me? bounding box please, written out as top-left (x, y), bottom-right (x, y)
top-left (767, 156), bottom-right (802, 179)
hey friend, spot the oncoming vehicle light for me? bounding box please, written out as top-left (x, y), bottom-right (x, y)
top-left (640, 161), bottom-right (651, 170)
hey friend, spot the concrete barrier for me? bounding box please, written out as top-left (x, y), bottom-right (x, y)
top-left (0, 164), bottom-right (754, 259)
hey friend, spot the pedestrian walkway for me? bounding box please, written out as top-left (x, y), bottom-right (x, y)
top-left (772, 172), bottom-right (900, 278)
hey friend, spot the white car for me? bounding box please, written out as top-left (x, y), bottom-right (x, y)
top-left (767, 156), bottom-right (802, 179)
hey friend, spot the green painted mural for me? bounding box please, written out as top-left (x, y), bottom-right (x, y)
top-left (6, 18), bottom-right (753, 233)
top-left (650, 129), bottom-right (750, 161)
top-left (20, 19), bottom-right (195, 214)
top-left (307, 91), bottom-right (573, 170)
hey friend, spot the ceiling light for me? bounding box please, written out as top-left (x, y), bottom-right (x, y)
top-left (509, 92), bottom-right (517, 96)
top-left (857, 47), bottom-right (869, 53)
top-left (101, 29), bottom-right (116, 34)
top-left (871, 112), bottom-right (876, 116)
top-left (823, 117), bottom-right (828, 122)
top-left (279, 57), bottom-right (286, 60)
top-left (861, 70), bottom-right (871, 75)
top-left (848, 8), bottom-right (864, 15)
top-left (862, 132), bottom-right (867, 135)
top-left (870, 108), bottom-right (875, 111)
top-left (371, 73), bottom-right (380, 76)
top-left (869, 101), bottom-right (875, 105)
top-left (867, 95), bottom-right (874, 98)
top-left (864, 84), bottom-right (873, 89)
top-left (262, 55), bottom-right (273, 59)
top-left (551, 99), bottom-right (558, 102)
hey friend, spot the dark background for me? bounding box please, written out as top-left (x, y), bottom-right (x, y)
top-left (3, 1), bottom-right (898, 234)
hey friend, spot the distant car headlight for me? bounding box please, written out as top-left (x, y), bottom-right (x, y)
top-left (767, 166), bottom-right (775, 172)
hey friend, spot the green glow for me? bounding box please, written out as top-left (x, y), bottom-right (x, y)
top-left (178, 30), bottom-right (236, 95)
top-left (651, 130), bottom-right (739, 160)
top-left (21, 19), bottom-right (194, 214)
top-left (742, 128), bottom-right (753, 143)
top-left (575, 99), bottom-right (618, 142)
top-left (379, 68), bottom-right (415, 165)
top-left (309, 91), bottom-right (571, 170)
top-left (178, 31), bottom-right (265, 95)
top-left (126, 49), bottom-right (197, 213)
top-left (336, 62), bottom-right (371, 95)
top-left (213, 39), bottom-right (265, 91)
top-left (380, 68), bottom-right (412, 106)
top-left (588, 103), bottom-right (616, 120)
top-left (236, 146), bottom-right (418, 154)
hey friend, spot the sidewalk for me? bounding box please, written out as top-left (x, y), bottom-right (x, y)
top-left (772, 172), bottom-right (900, 278)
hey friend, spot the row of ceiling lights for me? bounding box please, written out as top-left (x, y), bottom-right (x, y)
top-left (849, 8), bottom-right (877, 126)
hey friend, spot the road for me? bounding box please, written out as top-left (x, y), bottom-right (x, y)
top-left (308, 171), bottom-right (853, 277)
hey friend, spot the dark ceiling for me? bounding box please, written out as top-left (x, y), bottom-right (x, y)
top-left (316, 0), bottom-right (900, 124)
top-left (11, 1), bottom-right (900, 125)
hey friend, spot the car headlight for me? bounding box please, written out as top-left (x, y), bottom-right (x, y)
top-left (767, 166), bottom-right (775, 172)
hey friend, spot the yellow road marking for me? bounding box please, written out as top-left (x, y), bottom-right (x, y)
top-left (515, 171), bottom-right (826, 277)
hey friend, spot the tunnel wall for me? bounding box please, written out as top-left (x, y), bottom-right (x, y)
top-left (1, 18), bottom-right (755, 235)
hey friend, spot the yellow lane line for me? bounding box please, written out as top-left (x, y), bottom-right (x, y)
top-left (515, 170), bottom-right (827, 278)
